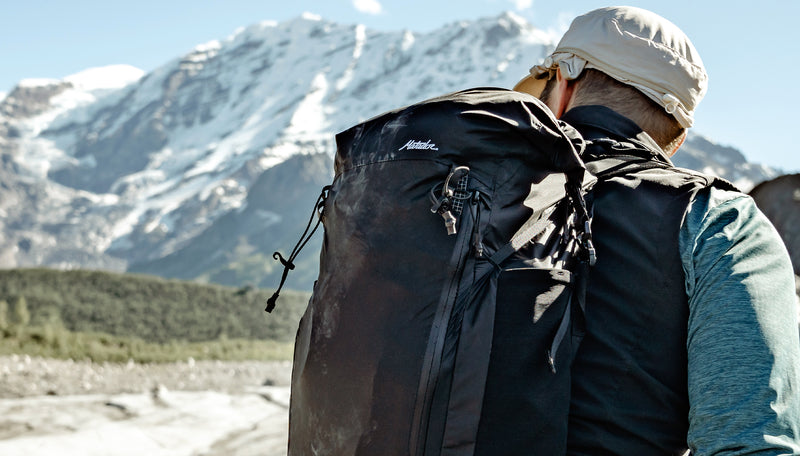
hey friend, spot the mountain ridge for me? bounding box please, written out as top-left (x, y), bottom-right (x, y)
top-left (0, 12), bottom-right (780, 290)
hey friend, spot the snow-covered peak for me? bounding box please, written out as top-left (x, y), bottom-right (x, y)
top-left (216, 12), bottom-right (344, 53)
top-left (190, 40), bottom-right (222, 56)
top-left (15, 65), bottom-right (143, 93)
top-left (63, 64), bottom-right (144, 91)
top-left (301, 12), bottom-right (323, 22)
top-left (478, 11), bottom-right (530, 30)
top-left (17, 78), bottom-right (63, 88)
top-left (1, 64), bottom-right (142, 137)
top-left (225, 20), bottom-right (277, 45)
top-left (501, 10), bottom-right (529, 26)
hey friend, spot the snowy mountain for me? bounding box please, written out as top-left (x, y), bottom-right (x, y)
top-left (0, 12), bottom-right (780, 290)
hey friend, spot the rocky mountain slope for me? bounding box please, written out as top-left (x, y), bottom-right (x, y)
top-left (0, 12), bottom-right (781, 291)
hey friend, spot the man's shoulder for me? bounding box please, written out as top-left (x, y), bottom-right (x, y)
top-left (669, 165), bottom-right (741, 194)
top-left (589, 157), bottom-right (742, 198)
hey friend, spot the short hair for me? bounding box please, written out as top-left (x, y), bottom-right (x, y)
top-left (542, 69), bottom-right (686, 153)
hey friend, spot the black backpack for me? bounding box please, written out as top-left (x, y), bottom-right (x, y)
top-left (269, 88), bottom-right (597, 455)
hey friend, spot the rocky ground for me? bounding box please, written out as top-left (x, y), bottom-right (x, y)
top-left (0, 355), bottom-right (292, 398)
top-left (0, 356), bottom-right (293, 456)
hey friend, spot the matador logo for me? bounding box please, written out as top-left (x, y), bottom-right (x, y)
top-left (398, 139), bottom-right (439, 151)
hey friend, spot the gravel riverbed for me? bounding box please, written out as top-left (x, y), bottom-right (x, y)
top-left (0, 355), bottom-right (294, 456)
top-left (0, 355), bottom-right (292, 398)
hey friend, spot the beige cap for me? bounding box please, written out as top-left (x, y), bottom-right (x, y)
top-left (514, 6), bottom-right (707, 128)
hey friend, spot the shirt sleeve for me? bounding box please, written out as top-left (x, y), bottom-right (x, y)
top-left (680, 186), bottom-right (800, 455)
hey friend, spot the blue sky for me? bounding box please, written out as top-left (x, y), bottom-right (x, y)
top-left (3, 0), bottom-right (797, 172)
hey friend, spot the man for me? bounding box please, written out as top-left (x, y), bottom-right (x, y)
top-left (513, 6), bottom-right (800, 454)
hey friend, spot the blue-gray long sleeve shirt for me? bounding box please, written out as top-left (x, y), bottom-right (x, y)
top-left (681, 187), bottom-right (800, 455)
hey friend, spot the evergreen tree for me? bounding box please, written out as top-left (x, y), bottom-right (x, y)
top-left (0, 299), bottom-right (8, 330)
top-left (12, 296), bottom-right (30, 327)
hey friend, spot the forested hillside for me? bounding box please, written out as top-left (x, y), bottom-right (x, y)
top-left (0, 268), bottom-right (308, 362)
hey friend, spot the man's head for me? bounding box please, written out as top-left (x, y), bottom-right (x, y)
top-left (515, 6), bottom-right (707, 154)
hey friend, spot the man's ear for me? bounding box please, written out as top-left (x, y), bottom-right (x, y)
top-left (553, 68), bottom-right (577, 118)
top-left (667, 131), bottom-right (688, 157)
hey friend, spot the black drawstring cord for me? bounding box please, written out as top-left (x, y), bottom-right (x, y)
top-left (265, 185), bottom-right (330, 313)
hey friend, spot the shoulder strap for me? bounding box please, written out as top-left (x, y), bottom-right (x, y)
top-left (583, 139), bottom-right (741, 192)
top-left (582, 136), bottom-right (672, 180)
top-left (584, 155), bottom-right (669, 180)
top-left (586, 154), bottom-right (741, 193)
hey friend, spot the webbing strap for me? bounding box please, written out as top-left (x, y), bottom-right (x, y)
top-left (547, 296), bottom-right (572, 374)
top-left (486, 211), bottom-right (552, 269)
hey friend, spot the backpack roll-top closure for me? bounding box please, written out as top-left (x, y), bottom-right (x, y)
top-left (333, 88), bottom-right (587, 179)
